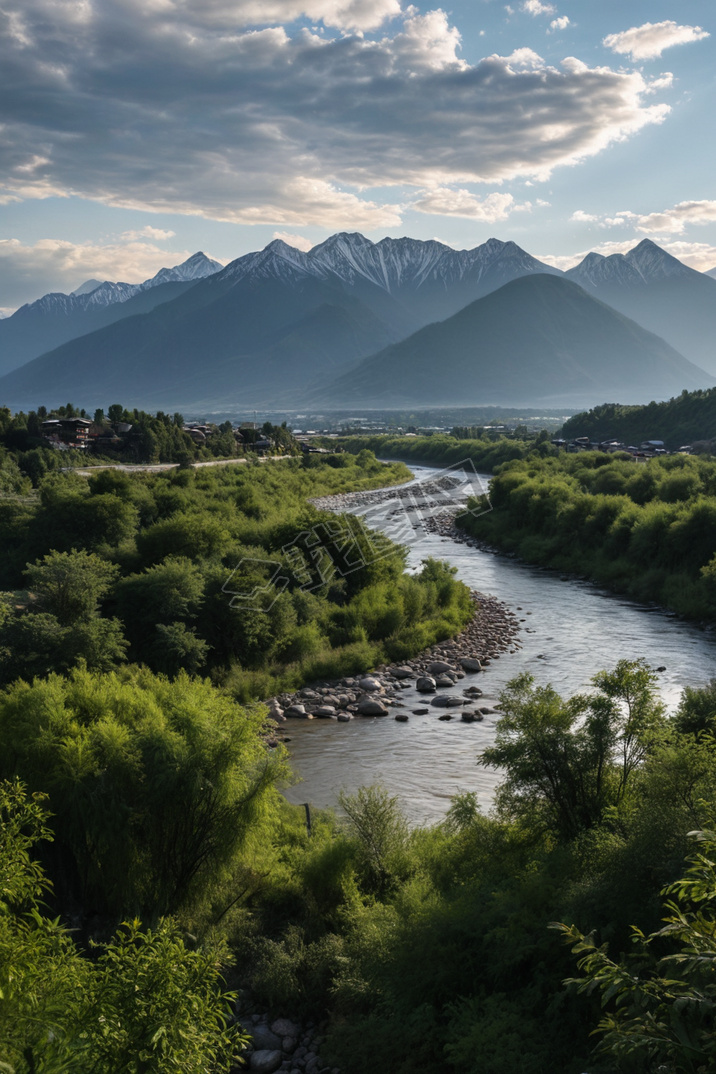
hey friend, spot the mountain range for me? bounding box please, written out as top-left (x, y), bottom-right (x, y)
top-left (0, 234), bottom-right (714, 412)
top-left (0, 252), bottom-right (222, 376)
top-left (314, 274), bottom-right (711, 407)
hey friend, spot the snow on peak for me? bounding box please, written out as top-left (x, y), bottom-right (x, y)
top-left (144, 252), bottom-right (223, 286)
top-left (625, 239), bottom-right (693, 281)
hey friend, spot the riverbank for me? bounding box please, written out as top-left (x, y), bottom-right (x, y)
top-left (263, 590), bottom-right (520, 737)
top-left (263, 477), bottom-right (519, 734)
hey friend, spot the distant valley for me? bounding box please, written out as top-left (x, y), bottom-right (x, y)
top-left (0, 233), bottom-right (714, 412)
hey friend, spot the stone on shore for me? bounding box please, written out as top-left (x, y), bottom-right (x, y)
top-left (359, 677), bottom-right (382, 692)
top-left (357, 697), bottom-right (388, 716)
top-left (459, 657), bottom-right (483, 673)
top-left (284, 704), bottom-right (308, 718)
top-left (428, 660), bottom-right (454, 675)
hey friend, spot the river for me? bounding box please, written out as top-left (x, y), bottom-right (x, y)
top-left (283, 462), bottom-right (716, 825)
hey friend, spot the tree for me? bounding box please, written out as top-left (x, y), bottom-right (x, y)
top-left (152, 621), bottom-right (210, 676)
top-left (113, 557), bottom-right (205, 656)
top-left (557, 826), bottom-right (716, 1072)
top-left (0, 666), bottom-right (287, 919)
top-left (0, 779), bottom-right (249, 1074)
top-left (25, 549), bottom-right (119, 625)
top-left (481, 661), bottom-right (665, 841)
top-left (338, 785), bottom-right (409, 895)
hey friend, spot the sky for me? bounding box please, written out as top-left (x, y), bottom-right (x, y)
top-left (1, 0), bottom-right (714, 310)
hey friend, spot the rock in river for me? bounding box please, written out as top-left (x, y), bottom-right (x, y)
top-left (416, 676), bottom-right (437, 693)
top-left (357, 697), bottom-right (388, 716)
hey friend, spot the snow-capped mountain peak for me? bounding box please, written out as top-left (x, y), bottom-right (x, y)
top-left (144, 251), bottom-right (223, 287)
top-left (625, 239), bottom-right (694, 281)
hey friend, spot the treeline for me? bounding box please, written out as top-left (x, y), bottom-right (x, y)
top-left (337, 432), bottom-right (557, 472)
top-left (459, 451), bottom-right (716, 617)
top-left (561, 387), bottom-right (716, 450)
top-left (0, 401), bottom-right (300, 485)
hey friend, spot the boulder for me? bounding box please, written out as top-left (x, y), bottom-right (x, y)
top-left (438, 713), bottom-right (452, 721)
top-left (431, 695), bottom-right (453, 708)
top-left (336, 712), bottom-right (352, 722)
top-left (271, 1019), bottom-right (300, 1038)
top-left (435, 675), bottom-right (455, 688)
top-left (460, 658), bottom-right (482, 673)
top-left (284, 704), bottom-right (308, 718)
top-left (428, 660), bottom-right (454, 675)
top-left (359, 677), bottom-right (382, 692)
top-left (249, 1050), bottom-right (283, 1074)
top-left (412, 708), bottom-right (429, 715)
top-left (461, 712), bottom-right (475, 723)
top-left (395, 713), bottom-right (409, 722)
top-left (250, 1026), bottom-right (282, 1051)
top-left (313, 705), bottom-right (336, 718)
top-left (357, 697), bottom-right (388, 716)
top-left (391, 667), bottom-right (414, 680)
top-left (416, 676), bottom-right (436, 693)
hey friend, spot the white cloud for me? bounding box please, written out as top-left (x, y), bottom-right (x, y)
top-left (522, 0), bottom-right (555, 16)
top-left (272, 231), bottom-right (314, 251)
top-left (548, 16), bottom-right (569, 32)
top-left (413, 188), bottom-right (518, 220)
top-left (570, 210), bottom-right (598, 223)
top-left (228, 179), bottom-right (402, 228)
top-left (603, 21), bottom-right (709, 61)
top-left (0, 238), bottom-right (199, 307)
top-left (121, 226), bottom-right (176, 241)
top-left (575, 200), bottom-right (716, 236)
top-left (392, 9), bottom-right (465, 70)
top-left (0, 1), bottom-right (675, 235)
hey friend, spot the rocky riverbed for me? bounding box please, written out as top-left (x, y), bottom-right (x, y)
top-left (234, 1007), bottom-right (337, 1074)
top-left (263, 589), bottom-right (519, 739)
top-left (261, 483), bottom-right (520, 740)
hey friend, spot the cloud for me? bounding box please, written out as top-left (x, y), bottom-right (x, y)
top-left (121, 226), bottom-right (176, 241)
top-left (522, 0), bottom-right (555, 15)
top-left (548, 16), bottom-right (569, 32)
top-left (413, 188), bottom-right (518, 220)
top-left (127, 0), bottom-right (402, 32)
top-left (0, 238), bottom-right (200, 308)
top-left (0, 2), bottom-right (674, 232)
top-left (570, 210), bottom-right (598, 223)
top-left (272, 231), bottom-right (314, 251)
top-left (574, 200), bottom-right (716, 235)
top-left (603, 21), bottom-right (709, 61)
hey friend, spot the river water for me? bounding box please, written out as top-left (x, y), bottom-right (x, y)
top-left (283, 463), bottom-right (716, 825)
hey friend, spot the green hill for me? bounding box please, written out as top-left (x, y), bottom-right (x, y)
top-left (561, 387), bottom-right (716, 448)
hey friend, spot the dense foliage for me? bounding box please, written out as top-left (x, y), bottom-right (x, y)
top-left (561, 388), bottom-right (716, 450)
top-left (0, 779), bottom-right (248, 1074)
top-left (458, 450), bottom-right (716, 618)
top-left (0, 402), bottom-right (300, 486)
top-left (0, 451), bottom-right (472, 698)
top-left (228, 663), bottom-right (716, 1074)
top-left (5, 422), bottom-right (716, 1073)
top-left (336, 432), bottom-right (557, 472)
